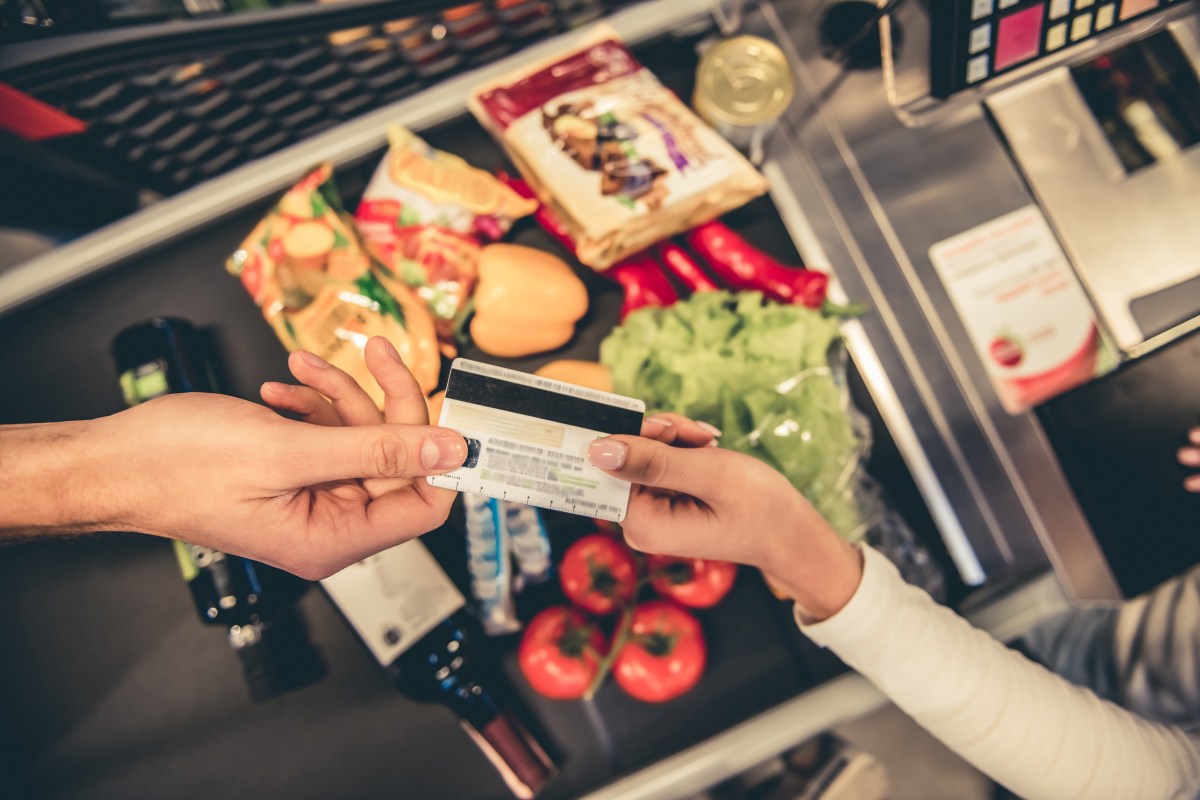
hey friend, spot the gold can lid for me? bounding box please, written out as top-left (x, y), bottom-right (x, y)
top-left (695, 35), bottom-right (795, 128)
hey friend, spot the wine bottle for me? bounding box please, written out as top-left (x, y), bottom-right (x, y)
top-left (111, 317), bottom-right (326, 701)
top-left (322, 540), bottom-right (556, 798)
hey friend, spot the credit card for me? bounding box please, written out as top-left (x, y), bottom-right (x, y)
top-left (427, 359), bottom-right (645, 522)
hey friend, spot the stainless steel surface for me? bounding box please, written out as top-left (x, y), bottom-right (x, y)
top-left (987, 17), bottom-right (1200, 353)
top-left (759, 0), bottom-right (1122, 599)
top-left (0, 0), bottom-right (718, 318)
top-left (763, 160), bottom-right (986, 585)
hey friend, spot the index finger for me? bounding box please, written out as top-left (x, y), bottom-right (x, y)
top-left (641, 413), bottom-right (720, 448)
top-left (364, 336), bottom-right (429, 426)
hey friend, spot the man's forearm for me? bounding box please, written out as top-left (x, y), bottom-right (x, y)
top-left (0, 420), bottom-right (124, 538)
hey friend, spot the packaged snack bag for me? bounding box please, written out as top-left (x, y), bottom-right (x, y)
top-left (469, 27), bottom-right (768, 270)
top-left (355, 126), bottom-right (537, 340)
top-left (227, 163), bottom-right (440, 403)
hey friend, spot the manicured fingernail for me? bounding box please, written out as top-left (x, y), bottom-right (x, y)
top-left (706, 438), bottom-right (720, 447)
top-left (1186, 474), bottom-right (1200, 494)
top-left (588, 438), bottom-right (628, 470)
top-left (1179, 447), bottom-right (1200, 467)
top-left (697, 421), bottom-right (722, 438)
top-left (423, 435), bottom-right (467, 470)
top-left (384, 339), bottom-right (404, 364)
top-left (298, 350), bottom-right (327, 368)
top-left (1190, 428), bottom-right (1200, 445)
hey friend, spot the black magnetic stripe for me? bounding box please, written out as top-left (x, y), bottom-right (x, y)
top-left (446, 369), bottom-right (642, 435)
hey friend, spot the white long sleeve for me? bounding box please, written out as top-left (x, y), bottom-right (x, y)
top-left (797, 546), bottom-right (1200, 800)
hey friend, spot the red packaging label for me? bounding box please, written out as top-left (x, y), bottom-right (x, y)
top-left (474, 40), bottom-right (643, 129)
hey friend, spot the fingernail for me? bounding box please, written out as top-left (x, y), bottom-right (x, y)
top-left (383, 339), bottom-right (404, 364)
top-left (588, 438), bottom-right (628, 470)
top-left (706, 438), bottom-right (720, 447)
top-left (1186, 474), bottom-right (1200, 494)
top-left (423, 435), bottom-right (467, 470)
top-left (261, 381), bottom-right (290, 393)
top-left (1179, 447), bottom-right (1200, 467)
top-left (697, 421), bottom-right (722, 438)
top-left (1190, 428), bottom-right (1200, 446)
top-left (298, 350), bottom-right (328, 368)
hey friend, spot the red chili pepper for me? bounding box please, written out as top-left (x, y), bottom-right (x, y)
top-left (607, 254), bottom-right (679, 319)
top-left (497, 171), bottom-right (535, 200)
top-left (654, 242), bottom-right (720, 293)
top-left (686, 221), bottom-right (829, 309)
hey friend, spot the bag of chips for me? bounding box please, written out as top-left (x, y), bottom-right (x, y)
top-left (469, 27), bottom-right (768, 270)
top-left (227, 163), bottom-right (441, 403)
top-left (355, 126), bottom-right (537, 342)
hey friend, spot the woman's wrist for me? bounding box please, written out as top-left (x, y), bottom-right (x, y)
top-left (758, 499), bottom-right (865, 622)
top-left (0, 418), bottom-right (129, 536)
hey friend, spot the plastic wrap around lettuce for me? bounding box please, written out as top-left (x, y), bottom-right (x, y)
top-left (227, 163), bottom-right (440, 404)
top-left (600, 291), bottom-right (869, 539)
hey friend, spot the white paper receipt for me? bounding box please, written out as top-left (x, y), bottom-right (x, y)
top-left (427, 359), bottom-right (645, 522)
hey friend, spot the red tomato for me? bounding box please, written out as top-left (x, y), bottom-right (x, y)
top-left (518, 607), bottom-right (606, 700)
top-left (614, 601), bottom-right (706, 703)
top-left (559, 534), bottom-right (638, 615)
top-left (646, 555), bottom-right (737, 608)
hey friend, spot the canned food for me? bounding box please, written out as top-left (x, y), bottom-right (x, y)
top-left (694, 35), bottom-right (795, 161)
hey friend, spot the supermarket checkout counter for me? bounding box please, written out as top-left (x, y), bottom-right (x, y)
top-left (0, 0), bottom-right (1197, 798)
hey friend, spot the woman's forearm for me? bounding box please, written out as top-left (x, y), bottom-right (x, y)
top-left (0, 420), bottom-right (126, 538)
top-left (795, 547), bottom-right (1200, 800)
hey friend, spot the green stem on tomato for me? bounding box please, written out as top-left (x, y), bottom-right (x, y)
top-left (585, 602), bottom-right (634, 700)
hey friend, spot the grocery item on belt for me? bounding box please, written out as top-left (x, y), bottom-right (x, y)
top-left (356, 126), bottom-right (537, 344)
top-left (227, 163), bottom-right (440, 402)
top-left (533, 360), bottom-right (613, 393)
top-left (470, 26), bottom-right (768, 270)
top-left (686, 220), bottom-right (828, 309)
top-left (465, 493), bottom-right (521, 636)
top-left (496, 171), bottom-right (678, 319)
top-left (469, 243), bottom-right (589, 357)
top-left (693, 35), bottom-right (795, 160)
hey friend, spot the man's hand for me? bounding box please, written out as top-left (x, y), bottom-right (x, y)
top-left (0, 337), bottom-right (466, 580)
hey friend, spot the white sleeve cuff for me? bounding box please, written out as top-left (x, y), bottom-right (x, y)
top-left (794, 544), bottom-right (904, 650)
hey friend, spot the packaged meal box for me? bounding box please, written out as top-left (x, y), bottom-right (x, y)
top-left (355, 125), bottom-right (537, 343)
top-left (469, 27), bottom-right (768, 270)
top-left (227, 163), bottom-right (441, 403)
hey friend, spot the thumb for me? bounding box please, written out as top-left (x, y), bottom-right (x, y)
top-left (586, 434), bottom-right (718, 496)
top-left (280, 420), bottom-right (467, 484)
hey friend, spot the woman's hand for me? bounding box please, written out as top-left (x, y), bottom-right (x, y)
top-left (0, 337), bottom-right (466, 580)
top-left (587, 422), bottom-right (863, 620)
top-left (1180, 426), bottom-right (1200, 493)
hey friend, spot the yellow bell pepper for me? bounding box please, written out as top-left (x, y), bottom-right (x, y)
top-left (470, 244), bottom-right (589, 358)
